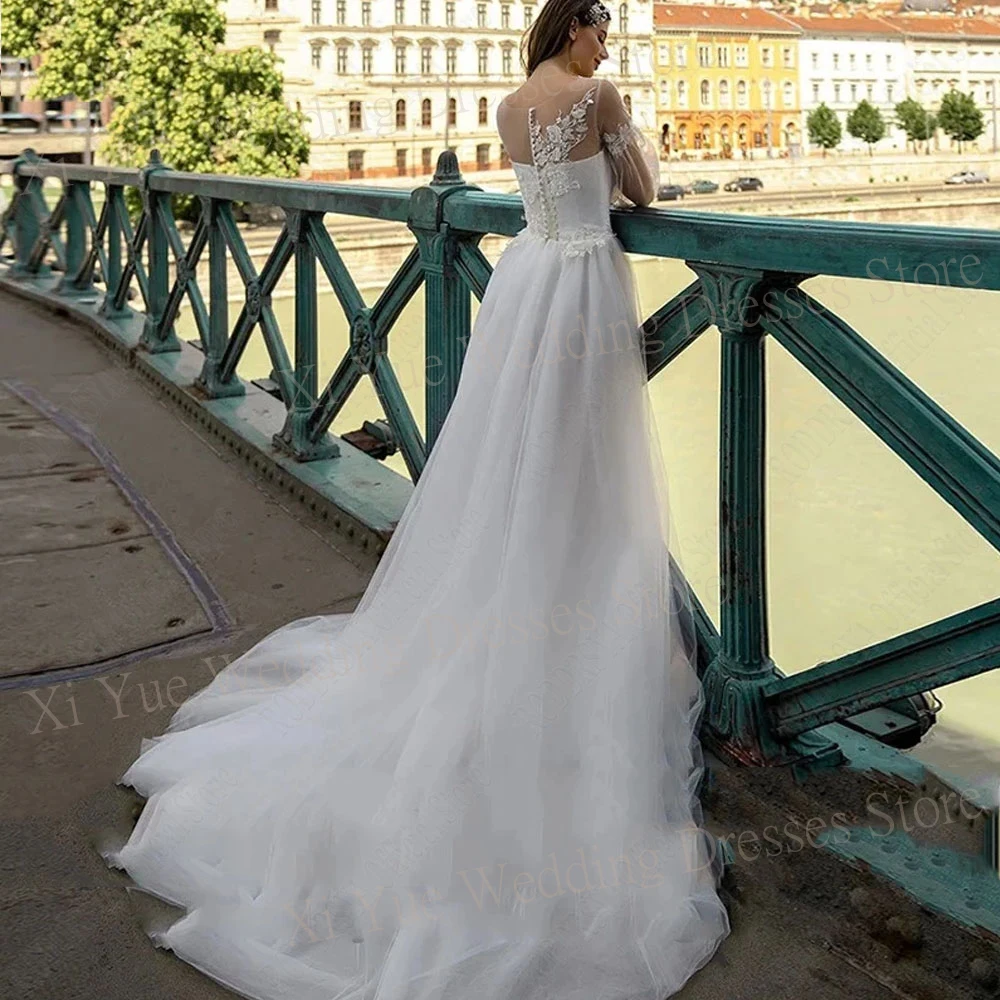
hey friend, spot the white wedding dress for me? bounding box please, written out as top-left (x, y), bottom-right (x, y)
top-left (102, 75), bottom-right (730, 1000)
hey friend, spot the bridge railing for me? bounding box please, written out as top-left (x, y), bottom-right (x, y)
top-left (1, 146), bottom-right (999, 782)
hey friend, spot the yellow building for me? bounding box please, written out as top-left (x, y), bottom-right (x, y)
top-left (652, 4), bottom-right (802, 159)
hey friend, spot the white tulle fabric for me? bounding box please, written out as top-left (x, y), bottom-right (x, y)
top-left (102, 73), bottom-right (729, 1000)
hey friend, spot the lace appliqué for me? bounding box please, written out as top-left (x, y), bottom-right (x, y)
top-left (507, 223), bottom-right (616, 258)
top-left (601, 119), bottom-right (640, 159)
top-left (526, 84), bottom-right (598, 241)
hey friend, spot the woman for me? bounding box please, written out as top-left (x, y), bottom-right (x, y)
top-left (102, 1), bottom-right (731, 997)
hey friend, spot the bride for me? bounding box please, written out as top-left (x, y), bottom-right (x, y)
top-left (102, 0), bottom-right (731, 996)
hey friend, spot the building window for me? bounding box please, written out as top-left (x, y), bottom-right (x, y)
top-left (717, 45), bottom-right (729, 68)
top-left (886, 53), bottom-right (893, 69)
top-left (311, 44), bottom-right (322, 70)
top-left (524, 4), bottom-right (533, 26)
top-left (698, 44), bottom-right (711, 68)
top-left (865, 53), bottom-right (872, 69)
top-left (395, 0), bottom-right (404, 23)
top-left (337, 45), bottom-right (347, 74)
top-left (421, 0), bottom-right (429, 24)
top-left (479, 96), bottom-right (488, 124)
top-left (446, 45), bottom-right (456, 74)
top-left (446, 1), bottom-right (455, 25)
top-left (782, 47), bottom-right (793, 68)
top-left (477, 143), bottom-right (490, 169)
top-left (658, 43), bottom-right (670, 66)
top-left (361, 1), bottom-right (370, 25)
top-left (676, 44), bottom-right (687, 68)
top-left (422, 147), bottom-right (433, 172)
top-left (850, 82), bottom-right (857, 101)
top-left (421, 45), bottom-right (431, 73)
top-left (348, 149), bottom-right (364, 176)
top-left (887, 82), bottom-right (894, 101)
top-left (719, 78), bottom-right (730, 108)
top-left (737, 79), bottom-right (747, 108)
top-left (396, 98), bottom-right (406, 128)
top-left (811, 52), bottom-right (818, 70)
top-left (832, 52), bottom-right (839, 69)
top-left (448, 97), bottom-right (457, 126)
top-left (395, 44), bottom-right (407, 75)
top-left (421, 98), bottom-right (431, 126)
top-left (812, 82), bottom-right (819, 102)
top-left (478, 47), bottom-right (488, 75)
top-left (783, 80), bottom-right (793, 106)
top-left (620, 45), bottom-right (629, 75)
top-left (397, 148), bottom-right (408, 176)
top-left (336, 0), bottom-right (345, 23)
top-left (265, 0), bottom-right (278, 9)
top-left (477, 2), bottom-right (487, 27)
top-left (700, 79), bottom-right (710, 107)
top-left (849, 53), bottom-right (856, 69)
top-left (362, 46), bottom-right (373, 74)
top-left (677, 80), bottom-right (687, 108)
top-left (834, 83), bottom-right (841, 102)
top-left (659, 79), bottom-right (670, 106)
top-left (312, 0), bottom-right (321, 24)
top-left (618, 3), bottom-right (627, 34)
top-left (760, 47), bottom-right (772, 68)
top-left (734, 45), bottom-right (747, 67)
top-left (349, 101), bottom-right (362, 130)
top-left (501, 4), bottom-right (510, 28)
top-left (502, 47), bottom-right (512, 75)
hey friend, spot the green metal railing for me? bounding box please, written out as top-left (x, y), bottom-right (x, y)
top-left (2, 146), bottom-right (1000, 780)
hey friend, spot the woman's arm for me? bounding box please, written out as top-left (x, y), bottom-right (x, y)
top-left (596, 79), bottom-right (660, 209)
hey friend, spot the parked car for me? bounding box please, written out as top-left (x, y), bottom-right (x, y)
top-left (685, 179), bottom-right (719, 194)
top-left (724, 176), bottom-right (764, 192)
top-left (944, 169), bottom-right (989, 184)
top-left (656, 184), bottom-right (686, 201)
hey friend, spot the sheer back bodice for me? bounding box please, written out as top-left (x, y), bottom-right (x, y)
top-left (496, 75), bottom-right (661, 254)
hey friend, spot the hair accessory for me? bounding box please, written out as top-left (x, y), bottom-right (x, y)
top-left (580, 1), bottom-right (611, 26)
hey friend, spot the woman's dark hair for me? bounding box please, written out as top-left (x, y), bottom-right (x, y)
top-left (518, 0), bottom-right (609, 77)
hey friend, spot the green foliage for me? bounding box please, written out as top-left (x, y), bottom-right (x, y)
top-left (846, 99), bottom-right (886, 155)
top-left (0, 0), bottom-right (71, 59)
top-left (806, 103), bottom-right (842, 154)
top-left (2, 0), bottom-right (310, 222)
top-left (936, 89), bottom-right (984, 152)
top-left (893, 98), bottom-right (937, 154)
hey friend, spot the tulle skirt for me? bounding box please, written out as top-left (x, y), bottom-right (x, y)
top-left (102, 229), bottom-right (731, 1000)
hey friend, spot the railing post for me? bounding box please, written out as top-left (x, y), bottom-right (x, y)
top-left (194, 196), bottom-right (245, 399)
top-left (687, 263), bottom-right (786, 766)
top-left (98, 186), bottom-right (132, 321)
top-left (8, 149), bottom-right (52, 280)
top-left (138, 149), bottom-right (181, 353)
top-left (408, 151), bottom-right (479, 453)
top-left (273, 208), bottom-right (337, 459)
top-left (54, 179), bottom-right (96, 299)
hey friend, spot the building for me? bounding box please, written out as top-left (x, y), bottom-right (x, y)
top-left (878, 15), bottom-right (1000, 152)
top-left (653, 4), bottom-right (803, 160)
top-left (224, 0), bottom-right (658, 181)
top-left (781, 15), bottom-right (909, 154)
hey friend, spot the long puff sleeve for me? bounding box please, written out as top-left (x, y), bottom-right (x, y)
top-left (596, 79), bottom-right (660, 209)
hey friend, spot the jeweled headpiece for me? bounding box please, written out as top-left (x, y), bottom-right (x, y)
top-left (580, 0), bottom-right (611, 25)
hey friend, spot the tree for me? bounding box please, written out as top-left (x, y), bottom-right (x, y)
top-left (893, 98), bottom-right (937, 155)
top-left (846, 100), bottom-right (886, 157)
top-left (806, 103), bottom-right (842, 157)
top-left (2, 0), bottom-right (310, 221)
top-left (936, 89), bottom-right (984, 154)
